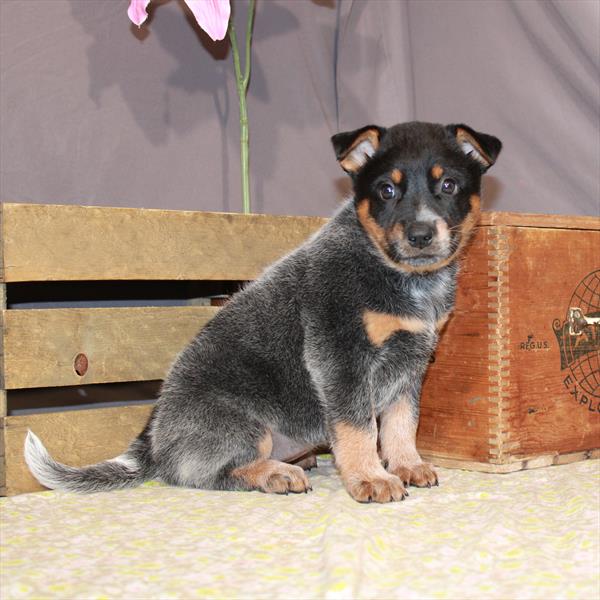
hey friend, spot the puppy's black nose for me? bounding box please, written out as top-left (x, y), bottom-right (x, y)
top-left (406, 223), bottom-right (434, 248)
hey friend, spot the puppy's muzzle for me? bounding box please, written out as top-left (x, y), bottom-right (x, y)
top-left (406, 222), bottom-right (435, 249)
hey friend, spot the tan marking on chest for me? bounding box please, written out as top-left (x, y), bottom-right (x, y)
top-left (363, 309), bottom-right (428, 347)
top-left (379, 396), bottom-right (420, 467)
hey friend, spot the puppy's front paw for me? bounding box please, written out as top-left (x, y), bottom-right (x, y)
top-left (390, 463), bottom-right (438, 488)
top-left (346, 474), bottom-right (407, 503)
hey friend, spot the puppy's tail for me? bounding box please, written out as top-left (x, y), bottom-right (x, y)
top-left (24, 424), bottom-right (156, 493)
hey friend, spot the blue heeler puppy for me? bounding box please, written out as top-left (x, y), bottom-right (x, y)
top-left (26, 121), bottom-right (501, 503)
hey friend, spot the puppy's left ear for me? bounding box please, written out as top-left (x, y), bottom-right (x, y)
top-left (446, 124), bottom-right (502, 172)
top-left (331, 125), bottom-right (386, 174)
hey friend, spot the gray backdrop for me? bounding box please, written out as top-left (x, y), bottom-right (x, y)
top-left (1, 0), bottom-right (599, 217)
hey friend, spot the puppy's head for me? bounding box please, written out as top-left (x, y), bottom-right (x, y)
top-left (331, 121), bottom-right (502, 272)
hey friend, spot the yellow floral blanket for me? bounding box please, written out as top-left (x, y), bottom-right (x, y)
top-left (1, 458), bottom-right (599, 599)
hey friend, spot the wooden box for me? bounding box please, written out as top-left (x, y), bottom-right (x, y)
top-left (419, 212), bottom-right (600, 472)
top-left (1, 203), bottom-right (598, 495)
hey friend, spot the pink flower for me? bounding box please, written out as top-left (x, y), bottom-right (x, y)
top-left (128, 0), bottom-right (231, 41)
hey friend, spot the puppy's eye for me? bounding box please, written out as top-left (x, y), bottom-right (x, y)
top-left (441, 178), bottom-right (458, 195)
top-left (378, 183), bottom-right (396, 200)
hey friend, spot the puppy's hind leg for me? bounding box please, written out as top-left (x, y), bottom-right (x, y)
top-left (216, 430), bottom-right (312, 495)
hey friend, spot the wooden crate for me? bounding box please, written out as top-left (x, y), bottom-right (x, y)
top-left (419, 212), bottom-right (600, 472)
top-left (0, 203), bottom-right (326, 495)
top-left (1, 204), bottom-right (598, 494)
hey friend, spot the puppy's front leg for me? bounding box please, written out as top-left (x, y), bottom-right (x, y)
top-left (305, 327), bottom-right (405, 503)
top-left (379, 395), bottom-right (438, 488)
top-left (332, 416), bottom-right (407, 503)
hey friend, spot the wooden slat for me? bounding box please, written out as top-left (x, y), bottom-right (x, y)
top-left (2, 404), bottom-right (153, 495)
top-left (3, 306), bottom-right (220, 389)
top-left (479, 211), bottom-right (600, 230)
top-left (1, 203), bottom-right (327, 282)
top-left (421, 448), bottom-right (600, 474)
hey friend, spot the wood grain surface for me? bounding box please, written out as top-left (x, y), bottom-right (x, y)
top-left (1, 404), bottom-right (153, 495)
top-left (1, 203), bottom-right (326, 282)
top-left (3, 306), bottom-right (220, 389)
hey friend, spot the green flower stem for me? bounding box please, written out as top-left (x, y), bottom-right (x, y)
top-left (229, 0), bottom-right (255, 214)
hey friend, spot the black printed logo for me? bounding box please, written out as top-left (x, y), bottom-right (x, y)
top-left (553, 269), bottom-right (600, 412)
top-left (519, 333), bottom-right (550, 351)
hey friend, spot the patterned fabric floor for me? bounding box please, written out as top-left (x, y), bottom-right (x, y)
top-left (1, 458), bottom-right (599, 600)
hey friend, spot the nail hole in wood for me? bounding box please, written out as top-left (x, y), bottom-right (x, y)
top-left (74, 353), bottom-right (89, 376)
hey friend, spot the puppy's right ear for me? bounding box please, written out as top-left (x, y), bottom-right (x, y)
top-left (331, 125), bottom-right (386, 174)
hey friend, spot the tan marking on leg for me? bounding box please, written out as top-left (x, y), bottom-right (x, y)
top-left (333, 421), bottom-right (406, 503)
top-left (230, 430), bottom-right (272, 486)
top-left (380, 399), bottom-right (421, 467)
top-left (231, 431), bottom-right (311, 494)
top-left (431, 164), bottom-right (444, 179)
top-left (232, 460), bottom-right (311, 494)
top-left (257, 430), bottom-right (273, 458)
top-left (363, 309), bottom-right (428, 347)
top-left (333, 421), bottom-right (381, 478)
top-left (390, 169), bottom-right (403, 184)
top-left (380, 398), bottom-right (438, 488)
